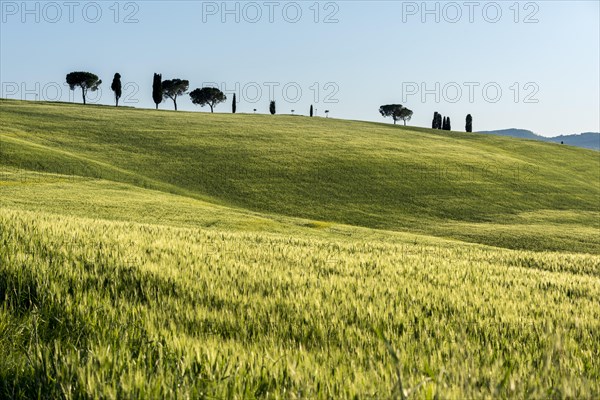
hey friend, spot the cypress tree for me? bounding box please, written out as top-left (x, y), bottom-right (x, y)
top-left (270, 100), bottom-right (276, 115)
top-left (152, 73), bottom-right (162, 110)
top-left (232, 93), bottom-right (237, 114)
top-left (432, 112), bottom-right (438, 129)
top-left (466, 114), bottom-right (473, 132)
top-left (447, 117), bottom-right (451, 131)
top-left (310, 105), bottom-right (313, 117)
top-left (111, 73), bottom-right (122, 107)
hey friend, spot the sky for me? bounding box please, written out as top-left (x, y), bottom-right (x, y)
top-left (1, 0), bottom-right (599, 137)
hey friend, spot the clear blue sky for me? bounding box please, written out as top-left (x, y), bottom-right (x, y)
top-left (1, 1), bottom-right (598, 136)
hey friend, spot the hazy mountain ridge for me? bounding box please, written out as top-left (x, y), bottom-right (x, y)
top-left (478, 129), bottom-right (600, 150)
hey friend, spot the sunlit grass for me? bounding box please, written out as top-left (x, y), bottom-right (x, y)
top-left (1, 208), bottom-right (599, 398)
top-left (1, 99), bottom-right (599, 398)
top-left (1, 99), bottom-right (598, 252)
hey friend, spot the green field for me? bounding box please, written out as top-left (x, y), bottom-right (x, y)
top-left (1, 99), bottom-right (599, 398)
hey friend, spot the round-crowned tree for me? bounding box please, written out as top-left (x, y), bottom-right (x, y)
top-left (189, 87), bottom-right (227, 113)
top-left (66, 71), bottom-right (102, 105)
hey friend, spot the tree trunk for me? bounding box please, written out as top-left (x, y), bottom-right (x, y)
top-left (174, 98), bottom-right (177, 111)
top-left (156, 103), bottom-right (158, 110)
top-left (210, 104), bottom-right (214, 113)
top-left (82, 87), bottom-right (86, 105)
top-left (404, 120), bottom-right (406, 126)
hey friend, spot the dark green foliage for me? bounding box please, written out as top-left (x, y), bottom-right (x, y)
top-left (232, 93), bottom-right (237, 114)
top-left (446, 117), bottom-right (451, 131)
top-left (466, 114), bottom-right (473, 132)
top-left (111, 73), bottom-right (122, 107)
top-left (270, 101), bottom-right (276, 115)
top-left (189, 87), bottom-right (227, 113)
top-left (379, 104), bottom-right (412, 125)
top-left (397, 107), bottom-right (413, 126)
top-left (162, 79), bottom-right (189, 111)
top-left (310, 105), bottom-right (313, 117)
top-left (152, 73), bottom-right (162, 110)
top-left (433, 112), bottom-right (443, 129)
top-left (65, 72), bottom-right (102, 105)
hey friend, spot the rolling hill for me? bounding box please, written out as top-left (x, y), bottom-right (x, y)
top-left (1, 99), bottom-right (599, 398)
top-left (1, 99), bottom-right (599, 253)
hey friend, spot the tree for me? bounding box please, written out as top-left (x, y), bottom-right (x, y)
top-left (436, 113), bottom-right (442, 129)
top-left (162, 79), bottom-right (189, 111)
top-left (152, 73), bottom-right (162, 110)
top-left (466, 114), bottom-right (473, 132)
top-left (325, 110), bottom-right (330, 118)
top-left (111, 73), bottom-right (122, 107)
top-left (270, 100), bottom-right (276, 115)
top-left (432, 112), bottom-right (438, 129)
top-left (397, 107), bottom-right (413, 126)
top-left (442, 117), bottom-right (451, 131)
top-left (232, 93), bottom-right (237, 114)
top-left (310, 105), bottom-right (314, 117)
top-left (189, 87), bottom-right (227, 113)
top-left (379, 104), bottom-right (409, 125)
top-left (66, 72), bottom-right (102, 105)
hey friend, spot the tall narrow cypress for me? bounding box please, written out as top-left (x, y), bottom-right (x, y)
top-left (232, 93), bottom-right (237, 114)
top-left (310, 105), bottom-right (314, 117)
top-left (152, 73), bottom-right (162, 110)
top-left (111, 73), bottom-right (122, 107)
top-left (466, 114), bottom-right (473, 132)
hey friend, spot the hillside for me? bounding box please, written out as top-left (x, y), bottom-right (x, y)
top-left (479, 129), bottom-right (600, 151)
top-left (1, 99), bottom-right (600, 398)
top-left (1, 99), bottom-right (599, 253)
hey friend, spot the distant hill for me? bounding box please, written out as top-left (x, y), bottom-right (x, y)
top-left (478, 129), bottom-right (600, 151)
top-left (545, 132), bottom-right (600, 150)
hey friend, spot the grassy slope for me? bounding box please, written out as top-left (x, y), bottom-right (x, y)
top-left (1, 100), bottom-right (600, 398)
top-left (1, 208), bottom-right (599, 398)
top-left (1, 99), bottom-right (599, 253)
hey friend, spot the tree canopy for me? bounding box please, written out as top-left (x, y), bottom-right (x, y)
top-left (66, 72), bottom-right (102, 105)
top-left (162, 79), bottom-right (189, 111)
top-left (397, 107), bottom-right (413, 126)
top-left (466, 114), bottom-right (473, 132)
top-left (189, 87), bottom-right (227, 113)
top-left (379, 104), bottom-right (413, 125)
